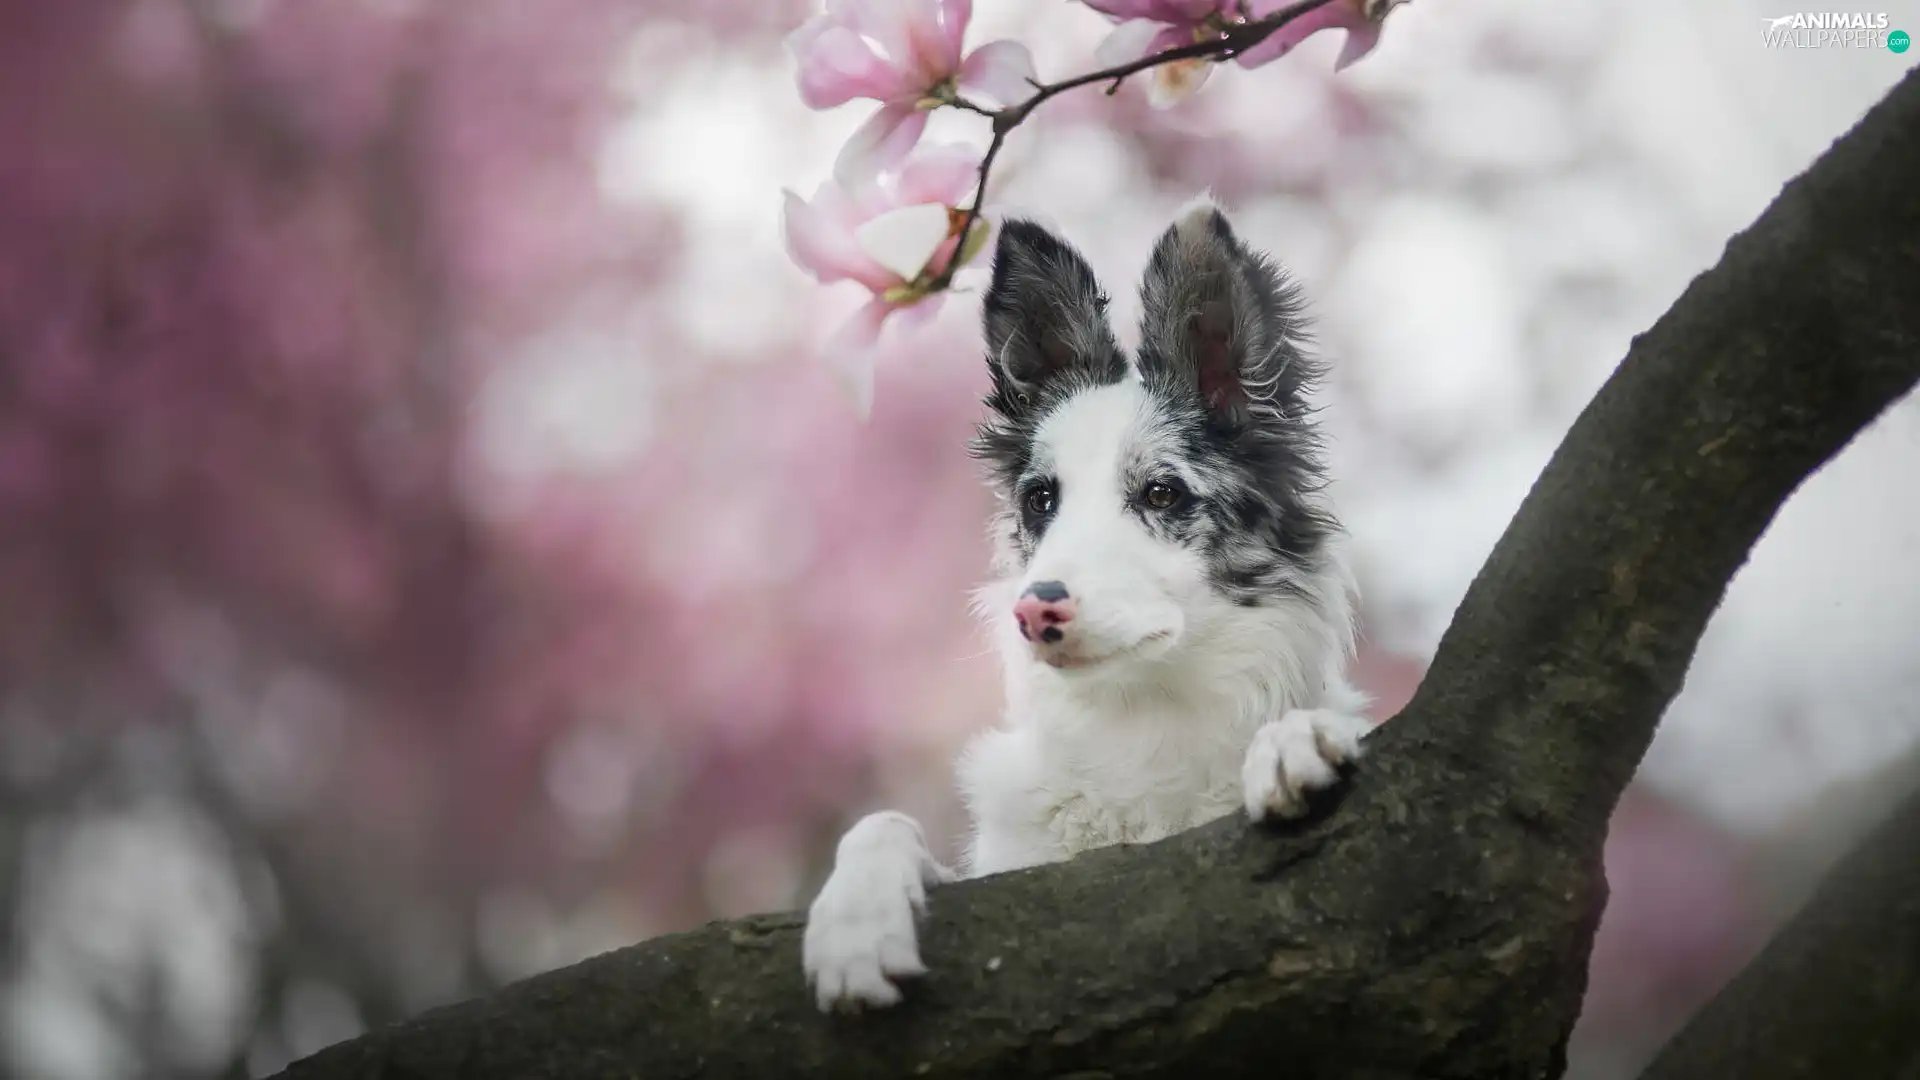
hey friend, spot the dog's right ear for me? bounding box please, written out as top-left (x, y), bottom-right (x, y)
top-left (980, 220), bottom-right (1124, 414)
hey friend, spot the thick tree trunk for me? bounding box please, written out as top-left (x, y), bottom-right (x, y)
top-left (271, 66), bottom-right (1920, 1080)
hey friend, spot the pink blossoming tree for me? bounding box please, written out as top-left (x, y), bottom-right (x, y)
top-left (783, 0), bottom-right (1410, 411)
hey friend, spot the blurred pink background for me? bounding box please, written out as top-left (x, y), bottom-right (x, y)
top-left (2, 1), bottom-right (1916, 1078)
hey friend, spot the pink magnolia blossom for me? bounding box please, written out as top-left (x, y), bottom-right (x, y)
top-left (1082, 0), bottom-right (1403, 108)
top-left (781, 142), bottom-right (991, 418)
top-left (1232, 0), bottom-right (1405, 71)
top-left (788, 0), bottom-right (1037, 183)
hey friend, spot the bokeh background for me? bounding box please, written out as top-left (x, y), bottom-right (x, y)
top-left (3, 0), bottom-right (1917, 1077)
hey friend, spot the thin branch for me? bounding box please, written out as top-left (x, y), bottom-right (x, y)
top-left (923, 0), bottom-right (1346, 292)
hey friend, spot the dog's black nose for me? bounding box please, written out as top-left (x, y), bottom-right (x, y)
top-left (1023, 580), bottom-right (1070, 602)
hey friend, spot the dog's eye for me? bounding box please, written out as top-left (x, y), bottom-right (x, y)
top-left (1024, 485), bottom-right (1056, 516)
top-left (1142, 480), bottom-right (1184, 510)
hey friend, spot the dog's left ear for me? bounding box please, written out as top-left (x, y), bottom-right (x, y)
top-left (980, 219), bottom-right (1125, 415)
top-left (1136, 197), bottom-right (1315, 431)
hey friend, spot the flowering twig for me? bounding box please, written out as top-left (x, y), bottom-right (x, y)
top-left (923, 0), bottom-right (1347, 293)
top-left (782, 0), bottom-right (1403, 416)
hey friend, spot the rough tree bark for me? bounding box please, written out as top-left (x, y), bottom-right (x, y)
top-left (272, 67), bottom-right (1920, 1080)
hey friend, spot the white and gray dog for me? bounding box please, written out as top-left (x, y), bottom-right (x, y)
top-left (802, 197), bottom-right (1374, 1012)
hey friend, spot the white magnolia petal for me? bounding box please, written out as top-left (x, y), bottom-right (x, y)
top-left (832, 104), bottom-right (928, 189)
top-left (821, 307), bottom-right (887, 420)
top-left (854, 203), bottom-right (953, 283)
top-left (829, 0), bottom-right (915, 69)
top-left (1093, 19), bottom-right (1163, 67)
top-left (1333, 20), bottom-right (1385, 70)
top-left (893, 141), bottom-right (984, 207)
top-left (888, 290), bottom-right (947, 337)
top-left (1145, 57), bottom-right (1212, 109)
top-left (828, 351), bottom-right (876, 421)
top-left (956, 40), bottom-right (1038, 107)
top-left (822, 298), bottom-right (889, 421)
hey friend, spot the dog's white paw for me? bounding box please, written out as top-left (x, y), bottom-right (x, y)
top-left (1242, 708), bottom-right (1370, 822)
top-left (802, 810), bottom-right (956, 1014)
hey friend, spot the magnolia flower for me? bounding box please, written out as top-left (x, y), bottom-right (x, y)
top-left (1083, 0), bottom-right (1405, 108)
top-left (789, 0), bottom-right (1037, 184)
top-left (1087, 0), bottom-right (1236, 109)
top-left (782, 142), bottom-right (992, 419)
top-left (1232, 0), bottom-right (1407, 71)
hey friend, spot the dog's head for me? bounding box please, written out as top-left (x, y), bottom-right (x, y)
top-left (970, 199), bottom-right (1339, 682)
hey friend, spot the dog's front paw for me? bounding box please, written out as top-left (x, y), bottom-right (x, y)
top-left (802, 811), bottom-right (955, 1014)
top-left (1242, 708), bottom-right (1370, 822)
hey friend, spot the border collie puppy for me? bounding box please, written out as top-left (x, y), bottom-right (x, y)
top-left (802, 197), bottom-right (1373, 1013)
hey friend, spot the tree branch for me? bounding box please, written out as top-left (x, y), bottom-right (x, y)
top-left (271, 66), bottom-right (1920, 1080)
top-left (1636, 775), bottom-right (1920, 1080)
top-left (924, 0), bottom-right (1353, 293)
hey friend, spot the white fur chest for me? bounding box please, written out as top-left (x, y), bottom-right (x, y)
top-left (954, 687), bottom-right (1268, 875)
top-left (1042, 751), bottom-right (1245, 853)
